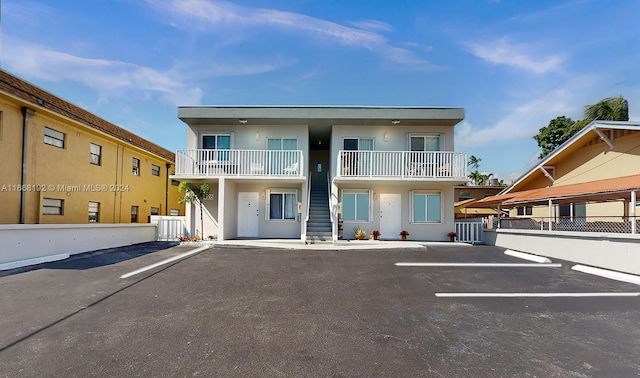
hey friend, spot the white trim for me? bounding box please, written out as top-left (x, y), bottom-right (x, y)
top-left (396, 262), bottom-right (561, 267)
top-left (435, 292), bottom-right (640, 298)
top-left (0, 254), bottom-right (69, 271)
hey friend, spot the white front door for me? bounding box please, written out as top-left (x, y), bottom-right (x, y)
top-left (380, 193), bottom-right (401, 240)
top-left (238, 192), bottom-right (259, 237)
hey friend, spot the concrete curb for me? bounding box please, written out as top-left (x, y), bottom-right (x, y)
top-left (504, 249), bottom-right (552, 263)
top-left (571, 264), bottom-right (640, 286)
top-left (0, 253), bottom-right (70, 271)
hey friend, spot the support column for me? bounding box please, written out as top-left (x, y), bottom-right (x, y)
top-left (632, 191), bottom-right (637, 234)
top-left (548, 199), bottom-right (553, 231)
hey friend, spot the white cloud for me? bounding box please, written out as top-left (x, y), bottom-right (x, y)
top-left (466, 37), bottom-right (565, 75)
top-left (145, 0), bottom-right (435, 69)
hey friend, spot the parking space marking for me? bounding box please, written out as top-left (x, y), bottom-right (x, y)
top-left (395, 263), bottom-right (562, 268)
top-left (119, 246), bottom-right (209, 279)
top-left (435, 292), bottom-right (640, 298)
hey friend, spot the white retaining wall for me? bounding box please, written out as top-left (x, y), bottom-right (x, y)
top-left (487, 228), bottom-right (640, 275)
top-left (0, 224), bottom-right (157, 270)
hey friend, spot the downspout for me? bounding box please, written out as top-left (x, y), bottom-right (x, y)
top-left (165, 163), bottom-right (171, 215)
top-left (19, 107), bottom-right (35, 224)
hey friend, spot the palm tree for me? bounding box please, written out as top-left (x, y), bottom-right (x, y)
top-left (468, 155), bottom-right (481, 169)
top-left (477, 173), bottom-right (493, 186)
top-left (178, 182), bottom-right (210, 239)
top-left (468, 171), bottom-right (483, 186)
top-left (584, 97), bottom-right (629, 121)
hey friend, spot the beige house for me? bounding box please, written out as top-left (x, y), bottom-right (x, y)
top-left (171, 106), bottom-right (468, 242)
top-left (477, 121), bottom-right (640, 234)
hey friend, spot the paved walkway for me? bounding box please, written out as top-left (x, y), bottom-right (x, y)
top-left (212, 239), bottom-right (473, 250)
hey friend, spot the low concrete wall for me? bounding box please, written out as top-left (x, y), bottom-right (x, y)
top-left (0, 224), bottom-right (157, 270)
top-left (488, 229), bottom-right (640, 275)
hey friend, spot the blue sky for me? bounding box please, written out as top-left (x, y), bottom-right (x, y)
top-left (3, 0), bottom-right (639, 182)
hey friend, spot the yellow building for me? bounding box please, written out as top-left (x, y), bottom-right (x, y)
top-left (0, 69), bottom-right (183, 224)
top-left (477, 121), bottom-right (640, 233)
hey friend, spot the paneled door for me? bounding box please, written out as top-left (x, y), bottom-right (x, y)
top-left (380, 193), bottom-right (401, 240)
top-left (238, 192), bottom-right (259, 237)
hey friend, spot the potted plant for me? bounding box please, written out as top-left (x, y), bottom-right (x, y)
top-left (399, 230), bottom-right (410, 241)
top-left (447, 231), bottom-right (457, 242)
top-left (371, 230), bottom-right (381, 240)
top-left (353, 226), bottom-right (366, 240)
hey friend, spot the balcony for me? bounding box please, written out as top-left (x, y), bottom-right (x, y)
top-left (174, 149), bottom-right (304, 178)
top-left (337, 150), bottom-right (467, 180)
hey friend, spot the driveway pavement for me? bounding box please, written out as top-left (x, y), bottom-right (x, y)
top-left (1, 242), bottom-right (639, 377)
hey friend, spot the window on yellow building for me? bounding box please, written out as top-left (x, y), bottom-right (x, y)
top-left (151, 164), bottom-right (160, 176)
top-left (150, 207), bottom-right (159, 215)
top-left (170, 209), bottom-right (180, 216)
top-left (89, 202), bottom-right (100, 222)
top-left (131, 205), bottom-right (138, 223)
top-left (132, 158), bottom-right (140, 176)
top-left (516, 206), bottom-right (532, 216)
top-left (44, 127), bottom-right (65, 148)
top-left (90, 143), bottom-right (102, 165)
top-left (43, 198), bottom-right (64, 215)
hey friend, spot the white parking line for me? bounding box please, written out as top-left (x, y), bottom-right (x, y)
top-left (395, 263), bottom-right (562, 268)
top-left (119, 246), bottom-right (209, 279)
top-left (572, 265), bottom-right (640, 286)
top-left (504, 249), bottom-right (552, 263)
top-left (435, 292), bottom-right (640, 298)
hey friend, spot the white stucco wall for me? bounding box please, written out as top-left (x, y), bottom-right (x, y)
top-left (489, 229), bottom-right (640, 275)
top-left (0, 223), bottom-right (157, 270)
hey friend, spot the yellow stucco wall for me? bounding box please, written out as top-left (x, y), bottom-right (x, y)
top-left (0, 95), bottom-right (183, 224)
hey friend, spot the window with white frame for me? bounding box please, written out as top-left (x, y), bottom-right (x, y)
top-left (151, 164), bottom-right (160, 176)
top-left (267, 138), bottom-right (298, 150)
top-left (131, 205), bottom-right (139, 223)
top-left (44, 127), bottom-right (65, 148)
top-left (410, 135), bottom-right (441, 151)
top-left (132, 158), bottom-right (140, 176)
top-left (516, 206), bottom-right (533, 216)
top-left (43, 198), bottom-right (64, 215)
top-left (267, 189), bottom-right (297, 220)
top-left (88, 202), bottom-right (100, 222)
top-left (202, 134), bottom-right (231, 161)
top-left (411, 191), bottom-right (442, 223)
top-left (90, 143), bottom-right (102, 165)
top-left (170, 209), bottom-right (180, 216)
top-left (341, 190), bottom-right (370, 222)
top-left (150, 207), bottom-right (160, 215)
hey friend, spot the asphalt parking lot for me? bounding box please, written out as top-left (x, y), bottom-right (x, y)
top-left (1, 242), bottom-right (639, 377)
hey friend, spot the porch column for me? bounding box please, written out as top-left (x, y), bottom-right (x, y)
top-left (632, 190), bottom-right (637, 234)
top-left (548, 200), bottom-right (553, 231)
top-left (496, 205), bottom-right (501, 229)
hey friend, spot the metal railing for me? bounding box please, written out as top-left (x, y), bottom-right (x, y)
top-left (174, 149), bottom-right (303, 178)
top-left (337, 150), bottom-right (467, 179)
top-left (455, 221), bottom-right (484, 244)
top-left (499, 216), bottom-right (639, 234)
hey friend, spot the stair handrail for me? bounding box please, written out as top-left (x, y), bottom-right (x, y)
top-left (327, 170), bottom-right (333, 240)
top-left (304, 172), bottom-right (312, 235)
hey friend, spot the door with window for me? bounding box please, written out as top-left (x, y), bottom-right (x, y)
top-left (342, 138), bottom-right (373, 176)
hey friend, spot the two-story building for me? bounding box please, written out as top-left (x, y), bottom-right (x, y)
top-left (172, 106), bottom-right (467, 242)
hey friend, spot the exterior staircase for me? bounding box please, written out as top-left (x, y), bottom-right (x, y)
top-left (306, 181), bottom-right (332, 244)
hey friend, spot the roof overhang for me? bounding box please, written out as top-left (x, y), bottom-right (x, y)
top-left (178, 105), bottom-right (464, 127)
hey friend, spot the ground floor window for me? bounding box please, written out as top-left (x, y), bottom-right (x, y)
top-left (268, 190), bottom-right (297, 220)
top-left (43, 198), bottom-right (63, 215)
top-left (342, 190), bottom-right (370, 222)
top-left (131, 205), bottom-right (139, 223)
top-left (88, 201), bottom-right (99, 222)
top-left (411, 191), bottom-right (441, 223)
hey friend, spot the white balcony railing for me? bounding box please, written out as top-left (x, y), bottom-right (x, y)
top-left (337, 150), bottom-right (467, 179)
top-left (174, 149), bottom-right (303, 178)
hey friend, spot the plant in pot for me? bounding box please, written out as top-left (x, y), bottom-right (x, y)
top-left (399, 230), bottom-right (410, 241)
top-left (353, 226), bottom-right (366, 240)
top-left (371, 230), bottom-right (381, 240)
top-left (447, 231), bottom-right (457, 242)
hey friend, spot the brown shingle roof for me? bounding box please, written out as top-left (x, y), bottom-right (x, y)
top-left (476, 174), bottom-right (640, 206)
top-left (0, 69), bottom-right (174, 162)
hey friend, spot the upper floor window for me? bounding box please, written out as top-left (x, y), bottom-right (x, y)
top-left (171, 179), bottom-right (180, 186)
top-left (151, 164), bottom-right (160, 176)
top-left (410, 135), bottom-right (440, 152)
top-left (44, 127), bottom-right (65, 148)
top-left (267, 138), bottom-right (298, 150)
top-left (170, 209), bottom-right (180, 216)
top-left (43, 198), bottom-right (64, 215)
top-left (150, 207), bottom-right (160, 215)
top-left (202, 134), bottom-right (231, 149)
top-left (343, 138), bottom-right (373, 151)
top-left (411, 191), bottom-right (442, 223)
top-left (132, 158), bottom-right (140, 176)
top-left (90, 143), bottom-right (102, 165)
top-left (516, 206), bottom-right (533, 217)
top-left (458, 191), bottom-right (472, 201)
